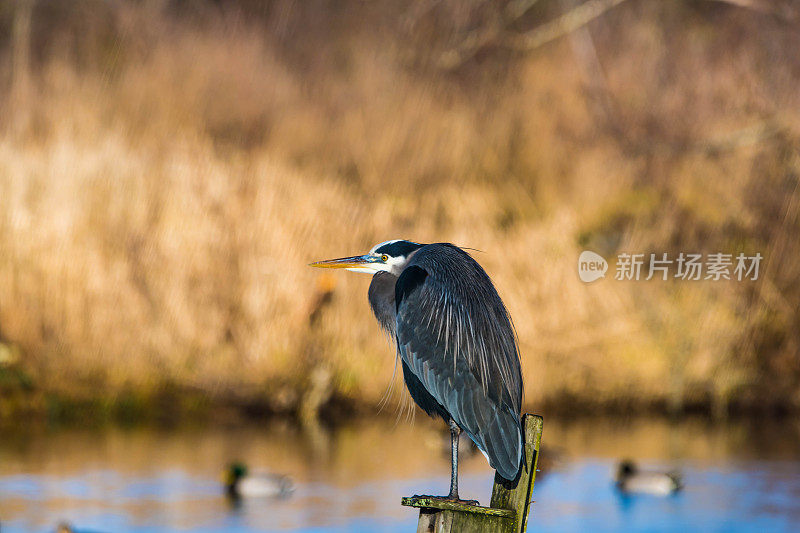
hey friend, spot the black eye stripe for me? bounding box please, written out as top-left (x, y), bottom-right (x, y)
top-left (374, 240), bottom-right (423, 257)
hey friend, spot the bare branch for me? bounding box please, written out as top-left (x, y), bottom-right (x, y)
top-left (438, 0), bottom-right (627, 69)
top-left (504, 0), bottom-right (541, 20)
top-left (435, 0), bottom-right (796, 71)
top-left (437, 0), bottom-right (542, 69)
top-left (507, 0), bottom-right (628, 52)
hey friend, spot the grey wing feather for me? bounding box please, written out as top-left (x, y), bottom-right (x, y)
top-left (395, 243), bottom-right (523, 480)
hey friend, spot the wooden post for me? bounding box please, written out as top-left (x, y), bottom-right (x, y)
top-left (490, 414), bottom-right (543, 533)
top-left (402, 414), bottom-right (543, 533)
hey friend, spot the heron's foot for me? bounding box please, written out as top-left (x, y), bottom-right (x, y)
top-left (411, 494), bottom-right (480, 506)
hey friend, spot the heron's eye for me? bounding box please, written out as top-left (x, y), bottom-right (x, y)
top-left (381, 254), bottom-right (389, 262)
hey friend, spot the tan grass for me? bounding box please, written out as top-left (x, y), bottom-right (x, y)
top-left (0, 0), bottom-right (798, 418)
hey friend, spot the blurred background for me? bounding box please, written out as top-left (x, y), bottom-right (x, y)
top-left (1, 0), bottom-right (799, 531)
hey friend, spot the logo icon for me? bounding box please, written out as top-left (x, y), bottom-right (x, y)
top-left (578, 251), bottom-right (608, 283)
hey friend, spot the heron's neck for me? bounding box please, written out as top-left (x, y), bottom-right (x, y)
top-left (368, 271), bottom-right (398, 336)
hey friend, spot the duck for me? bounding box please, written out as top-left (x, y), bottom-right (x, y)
top-left (615, 459), bottom-right (682, 496)
top-left (223, 462), bottom-right (294, 500)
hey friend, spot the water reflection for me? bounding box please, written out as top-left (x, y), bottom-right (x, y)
top-left (1, 415), bottom-right (799, 532)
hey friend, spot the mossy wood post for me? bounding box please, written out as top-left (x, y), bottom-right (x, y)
top-left (402, 414), bottom-right (543, 533)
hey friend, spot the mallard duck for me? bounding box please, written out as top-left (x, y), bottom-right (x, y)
top-left (615, 459), bottom-right (682, 495)
top-left (224, 462), bottom-right (294, 500)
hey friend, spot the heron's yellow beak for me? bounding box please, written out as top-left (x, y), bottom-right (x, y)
top-left (309, 255), bottom-right (375, 269)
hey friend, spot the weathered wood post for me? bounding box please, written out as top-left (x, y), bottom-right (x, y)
top-left (402, 414), bottom-right (543, 533)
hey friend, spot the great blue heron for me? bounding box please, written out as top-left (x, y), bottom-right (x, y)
top-left (311, 240), bottom-right (523, 501)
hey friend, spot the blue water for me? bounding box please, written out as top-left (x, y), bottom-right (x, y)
top-left (533, 460), bottom-right (800, 533)
top-left (2, 418), bottom-right (799, 532)
top-left (2, 459), bottom-right (799, 532)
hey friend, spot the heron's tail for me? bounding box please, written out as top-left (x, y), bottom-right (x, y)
top-left (464, 406), bottom-right (522, 481)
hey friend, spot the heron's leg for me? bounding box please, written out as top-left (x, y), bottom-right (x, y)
top-left (448, 418), bottom-right (461, 500)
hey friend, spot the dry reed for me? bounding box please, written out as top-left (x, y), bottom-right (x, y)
top-left (0, 0), bottom-right (798, 420)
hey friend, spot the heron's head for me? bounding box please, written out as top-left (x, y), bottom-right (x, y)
top-left (310, 240), bottom-right (424, 276)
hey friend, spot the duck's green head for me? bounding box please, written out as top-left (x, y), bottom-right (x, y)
top-left (616, 459), bottom-right (637, 480)
top-left (225, 462), bottom-right (249, 486)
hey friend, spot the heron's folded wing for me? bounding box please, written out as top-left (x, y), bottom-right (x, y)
top-left (395, 246), bottom-right (523, 480)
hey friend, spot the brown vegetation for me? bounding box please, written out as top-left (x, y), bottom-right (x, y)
top-left (0, 0), bottom-right (798, 421)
